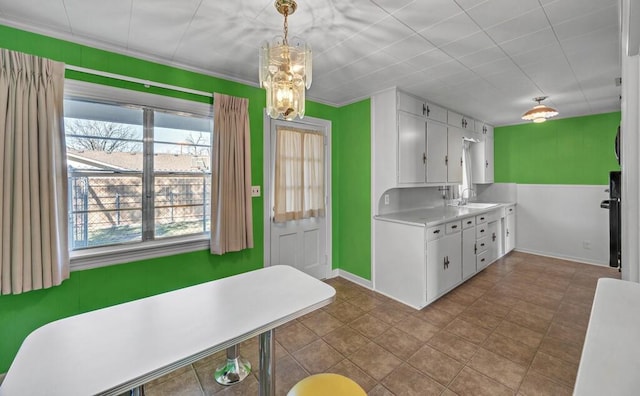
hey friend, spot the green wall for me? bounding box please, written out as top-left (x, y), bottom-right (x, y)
top-left (0, 25), bottom-right (372, 373)
top-left (494, 112), bottom-right (621, 184)
top-left (334, 99), bottom-right (372, 279)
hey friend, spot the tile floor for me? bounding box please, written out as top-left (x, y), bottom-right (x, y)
top-left (142, 252), bottom-right (620, 396)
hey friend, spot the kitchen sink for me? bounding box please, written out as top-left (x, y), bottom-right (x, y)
top-left (463, 202), bottom-right (500, 209)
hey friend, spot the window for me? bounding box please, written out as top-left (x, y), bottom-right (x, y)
top-left (64, 83), bottom-right (213, 266)
top-left (273, 125), bottom-right (325, 222)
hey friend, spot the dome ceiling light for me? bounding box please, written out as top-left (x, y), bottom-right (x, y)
top-left (521, 96), bottom-right (559, 123)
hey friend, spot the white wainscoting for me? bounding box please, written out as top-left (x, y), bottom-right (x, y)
top-left (516, 184), bottom-right (610, 266)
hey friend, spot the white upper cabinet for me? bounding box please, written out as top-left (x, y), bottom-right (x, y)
top-left (398, 92), bottom-right (427, 117)
top-left (398, 111), bottom-right (427, 184)
top-left (426, 120), bottom-right (448, 183)
top-left (446, 127), bottom-right (463, 183)
top-left (472, 121), bottom-right (495, 184)
top-left (426, 103), bottom-right (447, 124)
top-left (447, 111), bottom-right (475, 131)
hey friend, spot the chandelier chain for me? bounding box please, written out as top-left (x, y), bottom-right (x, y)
top-left (283, 11), bottom-right (289, 45)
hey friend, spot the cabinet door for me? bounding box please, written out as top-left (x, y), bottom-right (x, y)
top-left (398, 92), bottom-right (426, 117)
top-left (426, 120), bottom-right (447, 183)
top-left (447, 127), bottom-right (463, 183)
top-left (398, 111), bottom-right (426, 184)
top-left (462, 227), bottom-right (476, 280)
top-left (487, 220), bottom-right (499, 264)
top-left (426, 102), bottom-right (447, 123)
top-left (484, 135), bottom-right (494, 183)
top-left (427, 232), bottom-right (462, 302)
top-left (505, 212), bottom-right (516, 253)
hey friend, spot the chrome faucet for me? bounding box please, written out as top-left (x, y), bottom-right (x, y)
top-left (459, 187), bottom-right (476, 206)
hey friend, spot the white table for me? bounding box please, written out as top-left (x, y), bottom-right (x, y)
top-left (574, 278), bottom-right (640, 395)
top-left (0, 265), bottom-right (335, 396)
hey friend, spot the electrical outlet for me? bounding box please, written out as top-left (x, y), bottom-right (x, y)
top-left (251, 186), bottom-right (261, 197)
top-left (384, 194), bottom-right (390, 205)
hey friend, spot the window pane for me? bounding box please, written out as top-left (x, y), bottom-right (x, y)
top-left (69, 175), bottom-right (143, 248)
top-left (154, 175), bottom-right (211, 238)
top-left (153, 111), bottom-right (212, 238)
top-left (65, 100), bottom-right (144, 249)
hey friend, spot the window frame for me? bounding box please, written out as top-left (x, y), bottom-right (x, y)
top-left (64, 80), bottom-right (213, 271)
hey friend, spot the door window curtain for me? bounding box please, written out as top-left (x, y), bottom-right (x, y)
top-left (210, 93), bottom-right (253, 255)
top-left (0, 49), bottom-right (69, 295)
top-left (274, 126), bottom-right (325, 223)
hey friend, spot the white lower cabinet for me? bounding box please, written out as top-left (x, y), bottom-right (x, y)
top-left (426, 223), bottom-right (462, 303)
top-left (504, 205), bottom-right (516, 253)
top-left (462, 220), bottom-right (476, 280)
top-left (374, 207), bottom-right (512, 309)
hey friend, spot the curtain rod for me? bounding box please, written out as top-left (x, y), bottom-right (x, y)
top-left (65, 65), bottom-right (214, 98)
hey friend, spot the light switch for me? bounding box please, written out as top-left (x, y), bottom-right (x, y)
top-left (251, 186), bottom-right (261, 197)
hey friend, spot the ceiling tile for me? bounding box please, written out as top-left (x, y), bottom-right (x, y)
top-left (484, 8), bottom-right (550, 44)
top-left (454, 0), bottom-right (490, 11)
top-left (559, 25), bottom-right (619, 56)
top-left (543, 0), bottom-right (617, 25)
top-left (498, 27), bottom-right (558, 57)
top-left (405, 48), bottom-right (455, 69)
top-left (391, 0), bottom-right (463, 32)
top-left (419, 12), bottom-right (481, 47)
top-left (510, 41), bottom-right (565, 66)
top-left (370, 0), bottom-right (416, 14)
top-left (465, 0), bottom-right (541, 29)
top-left (458, 46), bottom-right (507, 69)
top-left (441, 31), bottom-right (496, 59)
top-left (127, 0), bottom-right (201, 57)
top-left (382, 33), bottom-right (436, 62)
top-left (552, 5), bottom-right (618, 41)
top-left (470, 56), bottom-right (519, 77)
top-left (0, 0), bottom-right (70, 32)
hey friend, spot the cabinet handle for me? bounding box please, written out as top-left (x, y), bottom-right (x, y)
top-left (423, 103), bottom-right (426, 116)
top-left (423, 152), bottom-right (426, 164)
top-left (485, 160), bottom-right (489, 168)
top-left (492, 233), bottom-right (496, 242)
top-left (483, 126), bottom-right (487, 134)
top-left (480, 217), bottom-right (485, 221)
top-left (506, 229), bottom-right (510, 237)
top-left (481, 242), bottom-right (485, 247)
top-left (451, 225), bottom-right (458, 229)
top-left (433, 229), bottom-right (440, 234)
top-left (467, 220), bottom-right (472, 225)
top-left (480, 229), bottom-right (485, 233)
top-left (474, 243), bottom-right (477, 254)
top-left (460, 157), bottom-right (463, 167)
top-left (481, 258), bottom-right (485, 263)
top-left (426, 105), bottom-right (430, 117)
top-left (445, 155), bottom-right (448, 165)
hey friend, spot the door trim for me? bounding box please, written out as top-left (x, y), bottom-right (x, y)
top-left (262, 113), bottom-right (332, 274)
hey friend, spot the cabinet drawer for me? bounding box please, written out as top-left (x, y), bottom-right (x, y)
top-left (486, 210), bottom-right (500, 223)
top-left (427, 225), bottom-right (445, 241)
top-left (477, 250), bottom-right (489, 271)
top-left (446, 221), bottom-right (462, 234)
top-left (462, 217), bottom-right (475, 229)
top-left (476, 236), bottom-right (488, 253)
top-left (476, 224), bottom-right (488, 238)
top-left (476, 213), bottom-right (489, 224)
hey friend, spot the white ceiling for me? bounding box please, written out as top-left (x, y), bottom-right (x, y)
top-left (0, 0), bottom-right (621, 125)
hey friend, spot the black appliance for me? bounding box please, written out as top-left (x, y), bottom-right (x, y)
top-left (601, 170), bottom-right (621, 269)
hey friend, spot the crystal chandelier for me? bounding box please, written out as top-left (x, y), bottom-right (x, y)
top-left (259, 0), bottom-right (312, 121)
top-left (521, 96), bottom-right (559, 123)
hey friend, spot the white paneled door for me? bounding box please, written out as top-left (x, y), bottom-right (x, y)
top-left (265, 117), bottom-right (331, 280)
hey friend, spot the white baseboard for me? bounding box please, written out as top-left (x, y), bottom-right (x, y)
top-left (336, 269), bottom-right (373, 289)
top-left (514, 248), bottom-right (608, 267)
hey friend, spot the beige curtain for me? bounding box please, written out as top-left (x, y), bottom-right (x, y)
top-left (274, 126), bottom-right (325, 223)
top-left (210, 93), bottom-right (253, 254)
top-left (0, 49), bottom-right (68, 295)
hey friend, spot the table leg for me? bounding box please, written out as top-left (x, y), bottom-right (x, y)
top-left (259, 329), bottom-right (275, 396)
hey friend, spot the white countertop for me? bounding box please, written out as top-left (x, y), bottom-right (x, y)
top-left (0, 265), bottom-right (336, 396)
top-left (574, 278), bottom-right (640, 395)
top-left (374, 202), bottom-right (514, 227)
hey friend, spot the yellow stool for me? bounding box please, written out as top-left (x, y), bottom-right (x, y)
top-left (287, 373), bottom-right (366, 396)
